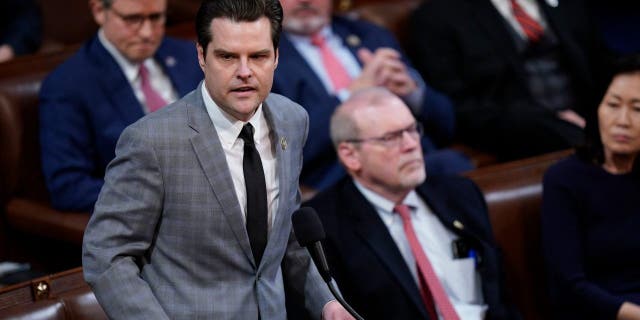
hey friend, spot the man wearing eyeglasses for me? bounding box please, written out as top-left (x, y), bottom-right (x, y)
top-left (39, 0), bottom-right (202, 212)
top-left (272, 0), bottom-right (473, 198)
top-left (303, 87), bottom-right (520, 320)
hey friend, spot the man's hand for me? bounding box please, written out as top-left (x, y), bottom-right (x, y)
top-left (322, 300), bottom-right (356, 320)
top-left (617, 302), bottom-right (640, 320)
top-left (557, 109), bottom-right (586, 128)
top-left (349, 47), bottom-right (417, 96)
top-left (0, 45), bottom-right (16, 63)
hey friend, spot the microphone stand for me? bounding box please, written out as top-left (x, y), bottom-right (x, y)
top-left (311, 242), bottom-right (364, 320)
top-left (326, 279), bottom-right (365, 320)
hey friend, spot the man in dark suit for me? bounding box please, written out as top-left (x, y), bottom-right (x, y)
top-left (305, 87), bottom-right (519, 319)
top-left (82, 0), bottom-right (353, 319)
top-left (39, 0), bottom-right (202, 212)
top-left (273, 0), bottom-right (472, 193)
top-left (408, 0), bottom-right (606, 160)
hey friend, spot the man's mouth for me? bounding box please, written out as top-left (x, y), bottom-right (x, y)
top-left (231, 86), bottom-right (255, 92)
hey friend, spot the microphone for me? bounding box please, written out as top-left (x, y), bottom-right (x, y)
top-left (292, 207), bottom-right (364, 320)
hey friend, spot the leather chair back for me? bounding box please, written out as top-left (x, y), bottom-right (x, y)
top-left (467, 150), bottom-right (572, 320)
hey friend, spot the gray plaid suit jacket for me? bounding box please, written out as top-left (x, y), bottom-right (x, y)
top-left (82, 83), bottom-right (332, 319)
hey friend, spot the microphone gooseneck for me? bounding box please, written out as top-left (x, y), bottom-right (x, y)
top-left (292, 207), bottom-right (365, 320)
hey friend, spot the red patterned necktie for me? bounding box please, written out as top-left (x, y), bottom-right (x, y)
top-left (394, 204), bottom-right (460, 320)
top-left (509, 0), bottom-right (544, 42)
top-left (139, 64), bottom-right (168, 112)
top-left (310, 33), bottom-right (352, 93)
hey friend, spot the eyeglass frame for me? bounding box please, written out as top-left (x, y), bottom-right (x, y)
top-left (344, 122), bottom-right (424, 148)
top-left (107, 6), bottom-right (166, 30)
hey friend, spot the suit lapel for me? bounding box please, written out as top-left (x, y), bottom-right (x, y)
top-left (261, 97), bottom-right (291, 261)
top-left (469, 0), bottom-right (521, 67)
top-left (537, 0), bottom-right (592, 83)
top-left (154, 40), bottom-right (193, 97)
top-left (537, 0), bottom-right (566, 43)
top-left (416, 183), bottom-right (486, 246)
top-left (89, 37), bottom-right (145, 125)
top-left (186, 85), bottom-right (255, 265)
top-left (332, 19), bottom-right (366, 68)
top-left (279, 35), bottom-right (330, 98)
top-left (344, 181), bottom-right (428, 318)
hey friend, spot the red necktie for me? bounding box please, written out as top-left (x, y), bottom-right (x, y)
top-left (310, 33), bottom-right (352, 93)
top-left (509, 0), bottom-right (544, 42)
top-left (139, 64), bottom-right (168, 112)
top-left (394, 204), bottom-right (460, 320)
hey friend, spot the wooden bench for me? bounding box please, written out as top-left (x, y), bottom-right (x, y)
top-left (0, 267), bottom-right (107, 320)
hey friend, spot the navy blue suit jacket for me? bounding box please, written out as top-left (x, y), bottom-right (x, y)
top-left (304, 176), bottom-right (520, 320)
top-left (273, 16), bottom-right (456, 190)
top-left (39, 35), bottom-right (202, 212)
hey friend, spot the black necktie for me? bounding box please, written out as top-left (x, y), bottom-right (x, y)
top-left (239, 123), bottom-right (268, 266)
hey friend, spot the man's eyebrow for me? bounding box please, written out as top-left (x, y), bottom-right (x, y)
top-left (251, 49), bottom-right (273, 55)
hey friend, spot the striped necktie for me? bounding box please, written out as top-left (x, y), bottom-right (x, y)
top-left (310, 33), bottom-right (352, 93)
top-left (509, 0), bottom-right (544, 42)
top-left (139, 64), bottom-right (168, 112)
top-left (394, 204), bottom-right (460, 320)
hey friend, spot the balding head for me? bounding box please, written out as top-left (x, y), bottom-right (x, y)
top-left (330, 87), bottom-right (426, 203)
top-left (330, 87), bottom-right (406, 149)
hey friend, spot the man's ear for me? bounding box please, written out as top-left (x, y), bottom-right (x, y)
top-left (196, 43), bottom-right (206, 71)
top-left (273, 48), bottom-right (279, 69)
top-left (90, 0), bottom-right (106, 26)
top-left (337, 142), bottom-right (361, 172)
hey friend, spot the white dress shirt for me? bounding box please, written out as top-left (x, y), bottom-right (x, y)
top-left (490, 0), bottom-right (548, 39)
top-left (354, 181), bottom-right (488, 320)
top-left (201, 85), bottom-right (279, 230)
top-left (98, 29), bottom-right (178, 113)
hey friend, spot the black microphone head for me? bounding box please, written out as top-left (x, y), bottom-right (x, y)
top-left (292, 207), bottom-right (326, 247)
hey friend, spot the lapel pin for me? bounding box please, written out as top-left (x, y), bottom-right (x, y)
top-left (453, 220), bottom-right (464, 230)
top-left (280, 137), bottom-right (287, 151)
top-left (546, 0), bottom-right (558, 7)
top-left (165, 56), bottom-right (177, 67)
top-left (346, 34), bottom-right (361, 47)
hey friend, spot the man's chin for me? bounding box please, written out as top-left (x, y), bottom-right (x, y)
top-left (400, 168), bottom-right (426, 189)
top-left (125, 47), bottom-right (159, 63)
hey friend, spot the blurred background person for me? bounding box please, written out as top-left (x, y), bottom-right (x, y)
top-left (274, 0), bottom-right (472, 195)
top-left (541, 54), bottom-right (640, 320)
top-left (39, 0), bottom-right (202, 212)
top-left (0, 0), bottom-right (42, 63)
top-left (305, 87), bottom-right (519, 320)
top-left (408, 0), bottom-right (608, 160)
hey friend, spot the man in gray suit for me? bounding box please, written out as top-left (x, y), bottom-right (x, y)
top-left (82, 0), bottom-right (353, 319)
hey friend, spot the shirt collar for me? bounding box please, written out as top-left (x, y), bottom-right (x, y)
top-left (354, 180), bottom-right (421, 216)
top-left (286, 25), bottom-right (334, 45)
top-left (200, 84), bottom-right (265, 149)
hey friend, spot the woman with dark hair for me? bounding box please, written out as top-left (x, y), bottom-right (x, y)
top-left (541, 54), bottom-right (640, 320)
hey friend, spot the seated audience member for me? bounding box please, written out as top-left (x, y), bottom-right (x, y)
top-left (0, 0), bottom-right (42, 62)
top-left (305, 87), bottom-right (519, 320)
top-left (273, 0), bottom-right (472, 192)
top-left (541, 55), bottom-right (640, 320)
top-left (39, 0), bottom-right (202, 212)
top-left (408, 0), bottom-right (606, 160)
